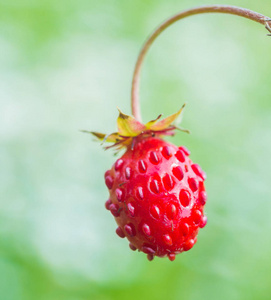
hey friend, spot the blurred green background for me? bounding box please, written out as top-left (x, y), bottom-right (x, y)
top-left (1, 0), bottom-right (271, 299)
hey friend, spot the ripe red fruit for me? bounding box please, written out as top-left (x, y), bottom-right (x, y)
top-left (88, 105), bottom-right (207, 261)
top-left (104, 136), bottom-right (207, 261)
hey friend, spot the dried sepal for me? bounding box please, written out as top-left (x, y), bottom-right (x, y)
top-left (145, 114), bottom-right (162, 128)
top-left (83, 131), bottom-right (121, 143)
top-left (117, 109), bottom-right (145, 137)
top-left (147, 104), bottom-right (185, 131)
top-left (84, 105), bottom-right (188, 150)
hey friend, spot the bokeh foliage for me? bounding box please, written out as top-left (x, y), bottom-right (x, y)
top-left (1, 0), bottom-right (271, 299)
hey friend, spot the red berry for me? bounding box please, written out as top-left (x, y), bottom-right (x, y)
top-left (104, 137), bottom-right (207, 261)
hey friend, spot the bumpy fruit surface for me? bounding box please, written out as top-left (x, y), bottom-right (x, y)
top-left (104, 136), bottom-right (207, 261)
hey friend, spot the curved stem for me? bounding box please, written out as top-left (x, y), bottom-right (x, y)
top-left (131, 5), bottom-right (271, 122)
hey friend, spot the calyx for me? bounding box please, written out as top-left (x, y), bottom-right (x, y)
top-left (84, 104), bottom-right (188, 150)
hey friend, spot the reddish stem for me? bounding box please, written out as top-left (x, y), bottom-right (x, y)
top-left (131, 5), bottom-right (271, 122)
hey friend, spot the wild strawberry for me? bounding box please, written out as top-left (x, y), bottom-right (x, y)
top-left (83, 4), bottom-right (271, 261)
top-left (86, 104), bottom-right (207, 261)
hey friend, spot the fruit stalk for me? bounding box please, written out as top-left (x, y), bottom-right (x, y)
top-left (131, 5), bottom-right (271, 122)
